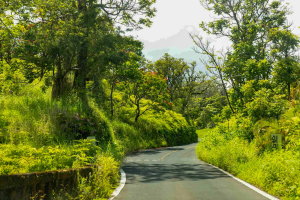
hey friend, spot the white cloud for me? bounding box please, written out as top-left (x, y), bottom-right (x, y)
top-left (125, 0), bottom-right (300, 70)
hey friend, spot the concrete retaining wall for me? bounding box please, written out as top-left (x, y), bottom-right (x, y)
top-left (0, 166), bottom-right (94, 200)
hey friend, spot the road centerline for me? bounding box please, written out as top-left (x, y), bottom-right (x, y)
top-left (160, 146), bottom-right (196, 161)
top-left (114, 143), bottom-right (272, 200)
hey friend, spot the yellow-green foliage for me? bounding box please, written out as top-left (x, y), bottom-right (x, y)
top-left (0, 140), bottom-right (101, 175)
top-left (0, 59), bottom-right (28, 95)
top-left (196, 127), bottom-right (300, 200)
top-left (252, 119), bottom-right (279, 151)
top-left (89, 101), bottom-right (116, 144)
top-left (0, 79), bottom-right (197, 199)
top-left (196, 131), bottom-right (258, 172)
top-left (0, 83), bottom-right (122, 199)
top-left (112, 109), bottom-right (197, 154)
top-left (0, 81), bottom-right (118, 145)
top-left (112, 119), bottom-right (168, 154)
top-left (52, 152), bottom-right (120, 200)
top-left (279, 106), bottom-right (300, 151)
top-left (196, 128), bottom-right (212, 138)
top-left (136, 109), bottom-right (197, 146)
top-left (75, 153), bottom-right (120, 200)
top-left (114, 97), bottom-right (197, 147)
top-left (0, 83), bottom-right (54, 145)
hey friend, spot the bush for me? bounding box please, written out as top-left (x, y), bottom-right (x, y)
top-left (0, 140), bottom-right (101, 175)
top-left (0, 78), bottom-right (198, 199)
top-left (75, 153), bottom-right (120, 200)
top-left (90, 103), bottom-right (115, 144)
top-left (245, 88), bottom-right (286, 121)
top-left (137, 109), bottom-right (198, 146)
top-left (112, 120), bottom-right (149, 153)
top-left (196, 129), bottom-right (300, 200)
top-left (52, 153), bottom-right (120, 200)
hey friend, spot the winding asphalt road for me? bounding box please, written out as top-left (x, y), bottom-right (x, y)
top-left (114, 142), bottom-right (274, 200)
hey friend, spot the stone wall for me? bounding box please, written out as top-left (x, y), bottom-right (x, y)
top-left (0, 166), bottom-right (94, 200)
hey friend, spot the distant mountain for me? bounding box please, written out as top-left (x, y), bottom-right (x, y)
top-left (139, 25), bottom-right (210, 72)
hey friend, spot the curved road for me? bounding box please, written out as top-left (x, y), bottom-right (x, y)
top-left (115, 142), bottom-right (272, 200)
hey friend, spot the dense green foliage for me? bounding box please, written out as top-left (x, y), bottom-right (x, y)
top-left (0, 3), bottom-right (199, 193)
top-left (2, 0), bottom-right (300, 199)
top-left (196, 111), bottom-right (300, 199)
top-left (0, 80), bottom-right (197, 199)
top-left (193, 1), bottom-right (300, 199)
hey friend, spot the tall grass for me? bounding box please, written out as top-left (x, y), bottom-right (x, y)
top-left (0, 79), bottom-right (197, 199)
top-left (0, 83), bottom-right (84, 146)
top-left (196, 119), bottom-right (300, 200)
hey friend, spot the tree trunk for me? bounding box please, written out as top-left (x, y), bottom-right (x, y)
top-left (92, 77), bottom-right (100, 95)
top-left (170, 89), bottom-right (173, 102)
top-left (110, 83), bottom-right (114, 117)
top-left (288, 82), bottom-right (291, 101)
top-left (52, 75), bottom-right (64, 100)
top-left (51, 55), bottom-right (64, 99)
top-left (218, 68), bottom-right (235, 114)
top-left (135, 101), bottom-right (140, 122)
top-left (74, 0), bottom-right (89, 106)
top-left (182, 104), bottom-right (185, 116)
top-left (228, 120), bottom-right (229, 131)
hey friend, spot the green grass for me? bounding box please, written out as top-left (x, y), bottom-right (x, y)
top-left (0, 140), bottom-right (101, 175)
top-left (196, 127), bottom-right (300, 200)
top-left (0, 80), bottom-right (197, 199)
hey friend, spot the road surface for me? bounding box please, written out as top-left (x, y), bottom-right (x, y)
top-left (115, 142), bottom-right (272, 200)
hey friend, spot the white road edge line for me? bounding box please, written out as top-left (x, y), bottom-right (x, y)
top-left (108, 168), bottom-right (126, 200)
top-left (208, 163), bottom-right (279, 200)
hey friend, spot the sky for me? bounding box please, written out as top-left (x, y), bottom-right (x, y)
top-left (125, 0), bottom-right (300, 72)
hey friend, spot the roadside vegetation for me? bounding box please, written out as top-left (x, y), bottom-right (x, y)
top-left (1, 0), bottom-right (300, 199)
top-left (194, 0), bottom-right (300, 199)
top-left (0, 1), bottom-right (199, 199)
top-left (0, 77), bottom-right (197, 199)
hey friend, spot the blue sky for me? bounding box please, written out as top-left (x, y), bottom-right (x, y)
top-left (126, 0), bottom-right (300, 72)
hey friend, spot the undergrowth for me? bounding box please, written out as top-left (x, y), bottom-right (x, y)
top-left (0, 80), bottom-right (197, 199)
top-left (196, 108), bottom-right (300, 200)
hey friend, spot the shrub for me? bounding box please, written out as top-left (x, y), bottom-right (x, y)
top-left (137, 109), bottom-right (198, 146)
top-left (0, 140), bottom-right (101, 175)
top-left (196, 129), bottom-right (300, 200)
top-left (75, 153), bottom-right (120, 200)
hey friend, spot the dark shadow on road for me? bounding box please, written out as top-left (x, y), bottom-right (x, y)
top-left (127, 142), bottom-right (199, 157)
top-left (123, 163), bottom-right (230, 184)
top-left (128, 147), bottom-right (187, 156)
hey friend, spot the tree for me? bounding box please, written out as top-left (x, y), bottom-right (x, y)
top-left (177, 61), bottom-right (208, 116)
top-left (152, 53), bottom-right (188, 102)
top-left (221, 105), bottom-right (232, 131)
top-left (269, 28), bottom-right (300, 99)
top-left (118, 70), bottom-right (171, 122)
top-left (72, 0), bottom-right (157, 102)
top-left (192, 0), bottom-right (294, 110)
top-left (190, 34), bottom-right (235, 113)
top-left (106, 50), bottom-right (145, 117)
top-left (1, 0), bottom-right (157, 102)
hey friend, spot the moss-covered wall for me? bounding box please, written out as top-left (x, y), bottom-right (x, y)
top-left (0, 166), bottom-right (94, 200)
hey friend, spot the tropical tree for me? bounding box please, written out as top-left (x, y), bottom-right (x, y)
top-left (269, 28), bottom-right (300, 99)
top-left (152, 53), bottom-right (188, 102)
top-left (118, 70), bottom-right (171, 122)
top-left (177, 61), bottom-right (208, 116)
top-left (1, 0), bottom-right (157, 101)
top-left (191, 0), bottom-right (296, 110)
top-left (106, 50), bottom-right (145, 117)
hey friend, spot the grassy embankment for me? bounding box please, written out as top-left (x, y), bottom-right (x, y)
top-left (196, 128), bottom-right (211, 139)
top-left (0, 80), bottom-right (197, 199)
top-left (196, 112), bottom-right (300, 200)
